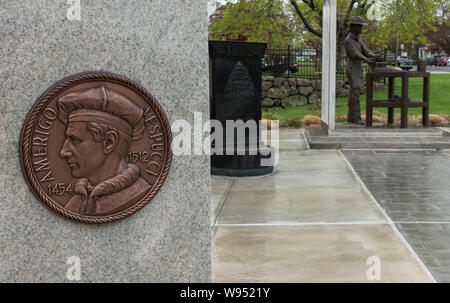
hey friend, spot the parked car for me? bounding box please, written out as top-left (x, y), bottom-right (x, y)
top-left (261, 58), bottom-right (299, 74)
top-left (396, 56), bottom-right (407, 65)
top-left (261, 58), bottom-right (269, 72)
top-left (397, 56), bottom-right (415, 66)
top-left (428, 55), bottom-right (443, 66)
top-left (386, 53), bottom-right (396, 65)
top-left (288, 62), bottom-right (299, 73)
top-left (298, 55), bottom-right (313, 62)
top-left (438, 56), bottom-right (450, 66)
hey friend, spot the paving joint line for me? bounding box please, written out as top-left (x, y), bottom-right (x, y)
top-left (393, 221), bottom-right (450, 224)
top-left (215, 221), bottom-right (450, 227)
top-left (212, 179), bottom-right (236, 228)
top-left (340, 148), bottom-right (437, 151)
top-left (302, 130), bottom-right (310, 150)
top-left (338, 149), bottom-right (437, 283)
top-left (215, 222), bottom-right (389, 227)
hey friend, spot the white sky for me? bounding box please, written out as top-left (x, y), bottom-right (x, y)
top-left (208, 0), bottom-right (235, 17)
top-left (208, 1), bottom-right (216, 16)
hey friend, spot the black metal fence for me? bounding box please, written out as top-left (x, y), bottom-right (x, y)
top-left (263, 46), bottom-right (371, 80)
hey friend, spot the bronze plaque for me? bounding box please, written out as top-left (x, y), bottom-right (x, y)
top-left (20, 72), bottom-right (172, 223)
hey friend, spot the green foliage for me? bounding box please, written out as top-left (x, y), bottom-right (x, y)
top-left (289, 0), bottom-right (377, 52)
top-left (289, 0), bottom-right (441, 53)
top-left (262, 111), bottom-right (279, 120)
top-left (210, 1), bottom-right (442, 51)
top-left (363, 0), bottom-right (441, 49)
top-left (209, 0), bottom-right (299, 47)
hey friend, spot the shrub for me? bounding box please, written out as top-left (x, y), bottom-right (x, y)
top-left (429, 114), bottom-right (447, 126)
top-left (262, 111), bottom-right (278, 120)
top-left (361, 114), bottom-right (384, 123)
top-left (303, 115), bottom-right (322, 126)
top-left (286, 117), bottom-right (302, 128)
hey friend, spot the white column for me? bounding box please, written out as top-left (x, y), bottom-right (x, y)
top-left (321, 0), bottom-right (336, 130)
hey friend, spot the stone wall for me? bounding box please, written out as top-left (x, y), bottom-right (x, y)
top-left (262, 76), bottom-right (387, 109)
top-left (262, 76), bottom-right (350, 108)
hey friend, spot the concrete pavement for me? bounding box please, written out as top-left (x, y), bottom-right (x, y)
top-left (343, 149), bottom-right (450, 282)
top-left (211, 128), bottom-right (434, 282)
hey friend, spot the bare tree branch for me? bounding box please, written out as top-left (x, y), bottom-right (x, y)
top-left (303, 0), bottom-right (323, 28)
top-left (343, 0), bottom-right (357, 25)
top-left (338, 0), bottom-right (357, 43)
top-left (290, 0), bottom-right (322, 37)
top-left (302, 0), bottom-right (315, 10)
top-left (302, 0), bottom-right (322, 20)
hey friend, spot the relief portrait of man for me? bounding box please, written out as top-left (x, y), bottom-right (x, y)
top-left (57, 86), bottom-right (151, 216)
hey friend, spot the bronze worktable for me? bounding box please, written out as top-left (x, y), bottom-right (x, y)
top-left (366, 70), bottom-right (430, 128)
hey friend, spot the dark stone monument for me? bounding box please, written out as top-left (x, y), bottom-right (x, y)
top-left (209, 40), bottom-right (273, 177)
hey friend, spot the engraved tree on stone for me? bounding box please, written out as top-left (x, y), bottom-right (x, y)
top-left (224, 61), bottom-right (255, 117)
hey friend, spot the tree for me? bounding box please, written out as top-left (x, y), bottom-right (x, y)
top-left (424, 0), bottom-right (450, 54)
top-left (209, 0), bottom-right (300, 47)
top-left (289, 0), bottom-right (442, 53)
top-left (210, 0), bottom-right (444, 56)
top-left (363, 0), bottom-right (440, 51)
top-left (426, 22), bottom-right (450, 55)
top-left (289, 0), bottom-right (376, 54)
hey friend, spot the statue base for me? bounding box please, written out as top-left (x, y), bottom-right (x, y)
top-left (211, 144), bottom-right (274, 177)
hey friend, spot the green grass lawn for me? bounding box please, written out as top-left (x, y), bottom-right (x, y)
top-left (266, 74), bottom-right (450, 122)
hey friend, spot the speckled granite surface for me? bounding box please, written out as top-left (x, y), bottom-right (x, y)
top-left (0, 0), bottom-right (210, 282)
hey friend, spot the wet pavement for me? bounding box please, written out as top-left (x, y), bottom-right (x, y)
top-left (342, 149), bottom-right (450, 282)
top-left (213, 224), bottom-right (430, 282)
top-left (211, 129), bottom-right (433, 282)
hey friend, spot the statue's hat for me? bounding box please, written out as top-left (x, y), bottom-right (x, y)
top-left (57, 86), bottom-right (145, 140)
top-left (349, 16), bottom-right (366, 25)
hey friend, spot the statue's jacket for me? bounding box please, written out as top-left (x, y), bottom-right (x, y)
top-left (344, 33), bottom-right (375, 89)
top-left (64, 164), bottom-right (151, 216)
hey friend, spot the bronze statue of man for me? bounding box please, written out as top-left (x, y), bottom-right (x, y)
top-left (344, 16), bottom-right (378, 125)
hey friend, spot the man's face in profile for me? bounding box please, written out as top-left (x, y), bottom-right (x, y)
top-left (60, 121), bottom-right (106, 179)
top-left (350, 24), bottom-right (363, 36)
